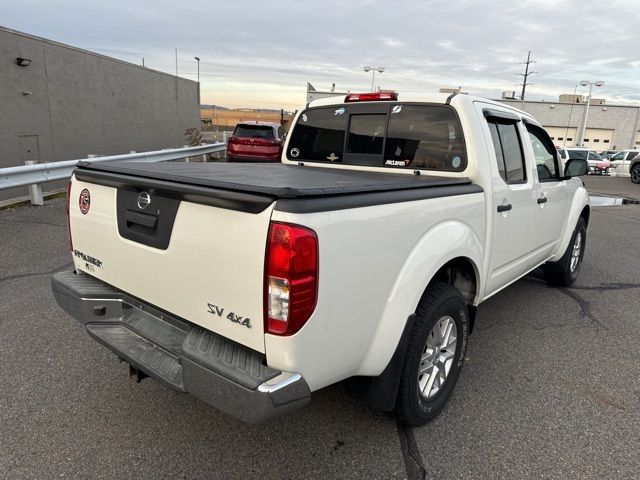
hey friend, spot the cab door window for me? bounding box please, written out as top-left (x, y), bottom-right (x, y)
top-left (525, 124), bottom-right (560, 181)
top-left (487, 119), bottom-right (526, 184)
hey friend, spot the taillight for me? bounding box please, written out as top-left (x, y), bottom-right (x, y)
top-left (66, 181), bottom-right (73, 251)
top-left (345, 91), bottom-right (398, 102)
top-left (265, 222), bottom-right (318, 336)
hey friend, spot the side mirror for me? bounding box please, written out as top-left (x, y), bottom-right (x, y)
top-left (564, 158), bottom-right (588, 178)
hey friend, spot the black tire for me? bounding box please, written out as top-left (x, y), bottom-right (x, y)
top-left (543, 217), bottom-right (587, 286)
top-left (631, 164), bottom-right (640, 184)
top-left (394, 282), bottom-right (469, 426)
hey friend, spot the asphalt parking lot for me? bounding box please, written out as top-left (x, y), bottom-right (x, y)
top-left (1, 176), bottom-right (639, 480)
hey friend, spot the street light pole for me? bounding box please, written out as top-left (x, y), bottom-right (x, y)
top-left (563, 84), bottom-right (578, 149)
top-left (194, 56), bottom-right (201, 104)
top-left (363, 66), bottom-right (385, 91)
top-left (577, 80), bottom-right (604, 147)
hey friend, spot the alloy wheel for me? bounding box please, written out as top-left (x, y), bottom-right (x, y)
top-left (418, 316), bottom-right (458, 399)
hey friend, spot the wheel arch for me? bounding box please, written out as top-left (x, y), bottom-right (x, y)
top-left (343, 222), bottom-right (482, 411)
top-left (424, 256), bottom-right (479, 333)
top-left (580, 204), bottom-right (590, 227)
top-left (551, 187), bottom-right (590, 260)
top-left (630, 159), bottom-right (640, 183)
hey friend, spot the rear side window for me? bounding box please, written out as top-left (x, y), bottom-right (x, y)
top-left (233, 124), bottom-right (275, 139)
top-left (487, 120), bottom-right (526, 184)
top-left (286, 104), bottom-right (467, 171)
top-left (568, 150), bottom-right (587, 160)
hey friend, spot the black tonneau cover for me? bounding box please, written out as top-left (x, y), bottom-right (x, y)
top-left (76, 161), bottom-right (471, 197)
top-left (74, 161), bottom-right (483, 213)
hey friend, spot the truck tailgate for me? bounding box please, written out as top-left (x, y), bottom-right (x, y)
top-left (69, 173), bottom-right (274, 353)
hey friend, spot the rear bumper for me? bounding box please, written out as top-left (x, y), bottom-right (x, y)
top-left (227, 154), bottom-right (280, 162)
top-left (51, 270), bottom-right (310, 423)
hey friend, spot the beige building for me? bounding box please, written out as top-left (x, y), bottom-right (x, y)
top-left (499, 94), bottom-right (640, 150)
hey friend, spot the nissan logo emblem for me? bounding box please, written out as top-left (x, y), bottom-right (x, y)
top-left (137, 191), bottom-right (151, 210)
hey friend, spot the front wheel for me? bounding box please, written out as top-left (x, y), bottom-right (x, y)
top-left (394, 283), bottom-right (469, 426)
top-left (543, 217), bottom-right (587, 286)
top-left (631, 164), bottom-right (640, 184)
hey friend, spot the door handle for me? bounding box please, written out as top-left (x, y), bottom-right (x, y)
top-left (497, 204), bottom-right (512, 212)
top-left (537, 197), bottom-right (548, 204)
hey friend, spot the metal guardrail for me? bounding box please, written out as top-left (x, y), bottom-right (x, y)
top-left (0, 143), bottom-right (226, 205)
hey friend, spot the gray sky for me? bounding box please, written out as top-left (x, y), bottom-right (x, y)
top-left (4, 0), bottom-right (640, 109)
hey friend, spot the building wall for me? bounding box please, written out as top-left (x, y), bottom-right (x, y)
top-left (0, 27), bottom-right (199, 200)
top-left (499, 99), bottom-right (640, 150)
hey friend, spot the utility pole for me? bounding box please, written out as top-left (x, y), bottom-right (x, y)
top-left (517, 51), bottom-right (537, 102)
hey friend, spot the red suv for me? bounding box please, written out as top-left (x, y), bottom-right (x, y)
top-left (227, 122), bottom-right (286, 162)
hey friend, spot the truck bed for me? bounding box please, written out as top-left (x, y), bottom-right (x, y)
top-left (74, 161), bottom-right (483, 213)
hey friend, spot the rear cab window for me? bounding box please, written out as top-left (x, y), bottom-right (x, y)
top-left (233, 124), bottom-right (275, 139)
top-left (285, 103), bottom-right (467, 172)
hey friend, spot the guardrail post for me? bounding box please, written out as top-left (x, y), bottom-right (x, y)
top-left (25, 161), bottom-right (44, 205)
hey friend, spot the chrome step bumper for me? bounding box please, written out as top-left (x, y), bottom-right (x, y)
top-left (51, 270), bottom-right (310, 423)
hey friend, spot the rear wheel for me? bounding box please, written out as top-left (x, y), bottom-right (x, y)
top-left (394, 283), bottom-right (469, 426)
top-left (543, 217), bottom-right (587, 286)
top-left (631, 164), bottom-right (640, 184)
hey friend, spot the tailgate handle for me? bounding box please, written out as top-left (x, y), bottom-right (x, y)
top-left (125, 209), bottom-right (158, 229)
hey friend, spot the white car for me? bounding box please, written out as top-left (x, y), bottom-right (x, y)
top-left (608, 149), bottom-right (640, 176)
top-left (52, 92), bottom-right (590, 426)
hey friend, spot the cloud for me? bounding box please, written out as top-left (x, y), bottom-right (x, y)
top-left (2, 0), bottom-right (640, 108)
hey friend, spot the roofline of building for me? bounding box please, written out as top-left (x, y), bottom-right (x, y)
top-left (497, 98), bottom-right (640, 109)
top-left (1, 25), bottom-right (198, 85)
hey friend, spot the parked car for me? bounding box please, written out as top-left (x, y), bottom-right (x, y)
top-left (566, 148), bottom-right (609, 174)
top-left (630, 154), bottom-right (640, 184)
top-left (600, 150), bottom-right (619, 160)
top-left (53, 92), bottom-right (590, 427)
top-left (608, 149), bottom-right (640, 176)
top-left (226, 122), bottom-right (286, 162)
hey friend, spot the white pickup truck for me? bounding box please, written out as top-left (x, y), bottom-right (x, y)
top-left (52, 92), bottom-right (590, 426)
